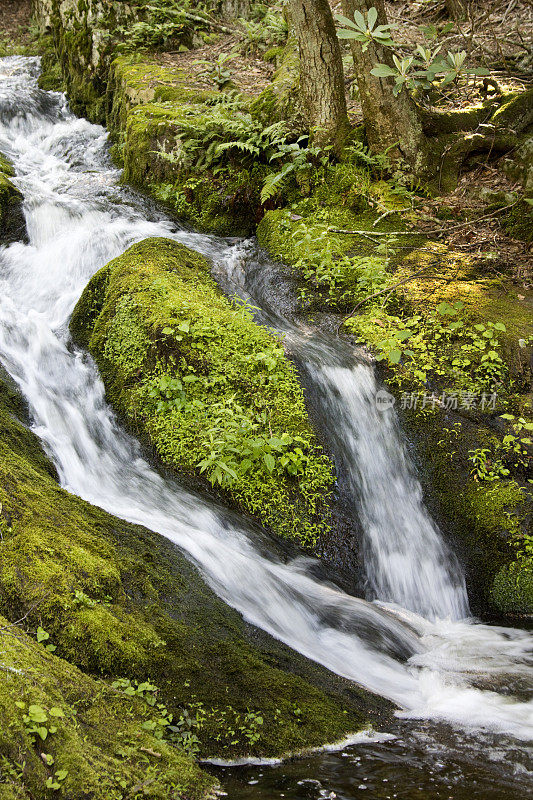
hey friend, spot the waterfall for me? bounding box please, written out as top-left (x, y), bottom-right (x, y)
top-left (0, 55), bottom-right (531, 744)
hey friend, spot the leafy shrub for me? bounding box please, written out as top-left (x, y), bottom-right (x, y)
top-left (336, 8), bottom-right (488, 102)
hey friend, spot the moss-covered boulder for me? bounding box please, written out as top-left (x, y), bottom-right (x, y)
top-left (106, 56), bottom-right (268, 236)
top-left (0, 367), bottom-right (389, 777)
top-left (402, 408), bottom-right (533, 616)
top-left (70, 237), bottom-right (334, 547)
top-left (0, 154), bottom-right (26, 243)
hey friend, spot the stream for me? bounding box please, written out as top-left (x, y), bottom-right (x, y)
top-left (0, 56), bottom-right (531, 798)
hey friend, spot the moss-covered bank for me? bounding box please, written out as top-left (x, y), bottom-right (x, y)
top-left (107, 56), bottom-right (265, 236)
top-left (0, 611), bottom-right (213, 800)
top-left (0, 366), bottom-right (389, 792)
top-left (70, 237), bottom-right (334, 547)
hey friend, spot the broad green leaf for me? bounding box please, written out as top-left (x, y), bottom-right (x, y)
top-left (353, 10), bottom-right (367, 31)
top-left (334, 14), bottom-right (358, 30)
top-left (367, 7), bottom-right (378, 29)
top-left (370, 64), bottom-right (397, 78)
top-left (395, 330), bottom-right (412, 341)
top-left (28, 706), bottom-right (47, 723)
top-left (36, 626), bottom-right (49, 642)
top-left (263, 453), bottom-right (275, 473)
top-left (389, 348), bottom-right (402, 364)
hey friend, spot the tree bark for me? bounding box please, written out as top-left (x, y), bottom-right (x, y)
top-left (287, 0), bottom-right (351, 156)
top-left (341, 0), bottom-right (429, 172)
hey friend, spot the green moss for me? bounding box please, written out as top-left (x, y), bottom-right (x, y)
top-left (0, 614), bottom-right (212, 800)
top-left (257, 184), bottom-right (405, 311)
top-left (37, 34), bottom-right (65, 92)
top-left (0, 372), bottom-right (387, 767)
top-left (492, 559), bottom-right (533, 615)
top-left (70, 237), bottom-right (334, 547)
top-left (502, 199), bottom-right (533, 243)
top-left (403, 407), bottom-right (532, 615)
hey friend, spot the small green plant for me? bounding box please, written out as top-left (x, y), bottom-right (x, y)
top-left (194, 52), bottom-right (238, 88)
top-left (499, 414), bottom-right (533, 479)
top-left (239, 5), bottom-right (288, 53)
top-left (336, 9), bottom-right (488, 100)
top-left (468, 447), bottom-right (510, 482)
top-left (45, 769), bottom-right (69, 791)
top-left (111, 679), bottom-right (264, 755)
top-left (261, 139), bottom-right (331, 203)
top-left (72, 589), bottom-right (97, 608)
top-left (336, 8), bottom-right (395, 51)
top-left (155, 106), bottom-right (289, 175)
top-left (115, 1), bottom-right (187, 53)
top-left (15, 702), bottom-right (64, 743)
top-left (197, 398), bottom-right (313, 488)
top-left (36, 627), bottom-right (56, 654)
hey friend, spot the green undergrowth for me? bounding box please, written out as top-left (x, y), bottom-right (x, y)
top-left (70, 237), bottom-right (334, 547)
top-left (0, 370), bottom-right (382, 777)
top-left (108, 57), bottom-right (269, 235)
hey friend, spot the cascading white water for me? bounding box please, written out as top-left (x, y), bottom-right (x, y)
top-left (0, 56), bottom-right (532, 744)
top-left (313, 363), bottom-right (469, 620)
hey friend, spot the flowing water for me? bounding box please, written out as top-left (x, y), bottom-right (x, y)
top-left (0, 56), bottom-right (531, 797)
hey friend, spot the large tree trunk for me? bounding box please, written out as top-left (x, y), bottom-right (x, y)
top-left (341, 0), bottom-right (429, 172)
top-left (287, 0), bottom-right (350, 156)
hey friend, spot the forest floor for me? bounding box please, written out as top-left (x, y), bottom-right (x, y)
top-left (149, 1), bottom-right (533, 287)
top-left (0, 0), bottom-right (32, 47)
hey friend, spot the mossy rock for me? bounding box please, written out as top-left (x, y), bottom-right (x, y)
top-left (0, 154), bottom-right (26, 244)
top-left (70, 237), bottom-right (335, 547)
top-left (0, 370), bottom-right (390, 770)
top-left (492, 559), bottom-right (533, 615)
top-left (401, 407), bottom-right (532, 616)
top-left (106, 57), bottom-right (262, 235)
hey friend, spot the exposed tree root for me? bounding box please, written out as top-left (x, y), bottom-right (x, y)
top-left (417, 88), bottom-right (533, 192)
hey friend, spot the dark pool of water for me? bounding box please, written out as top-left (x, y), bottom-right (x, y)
top-left (210, 720), bottom-right (532, 800)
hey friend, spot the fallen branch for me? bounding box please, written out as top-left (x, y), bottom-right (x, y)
top-left (182, 11), bottom-right (237, 35)
top-left (327, 226), bottom-right (419, 238)
top-left (329, 199), bottom-right (521, 240)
